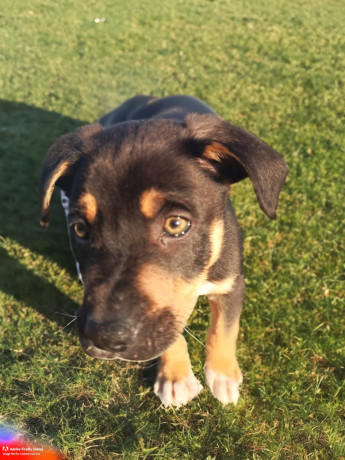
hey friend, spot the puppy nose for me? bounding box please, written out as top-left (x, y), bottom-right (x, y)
top-left (84, 318), bottom-right (134, 353)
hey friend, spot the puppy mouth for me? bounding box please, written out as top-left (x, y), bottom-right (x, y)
top-left (79, 335), bottom-right (170, 362)
top-left (81, 338), bottom-right (120, 360)
top-left (77, 305), bottom-right (181, 362)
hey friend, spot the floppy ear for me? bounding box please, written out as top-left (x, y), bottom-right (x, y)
top-left (40, 123), bottom-right (102, 229)
top-left (186, 114), bottom-right (289, 219)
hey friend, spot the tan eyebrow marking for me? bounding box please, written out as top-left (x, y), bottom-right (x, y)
top-left (139, 187), bottom-right (166, 219)
top-left (79, 192), bottom-right (98, 223)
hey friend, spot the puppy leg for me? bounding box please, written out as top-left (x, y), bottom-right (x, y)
top-left (154, 334), bottom-right (203, 407)
top-left (205, 276), bottom-right (244, 404)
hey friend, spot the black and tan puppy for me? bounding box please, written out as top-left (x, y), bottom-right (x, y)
top-left (40, 95), bottom-right (288, 407)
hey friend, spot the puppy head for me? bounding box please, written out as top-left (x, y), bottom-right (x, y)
top-left (40, 116), bottom-right (288, 361)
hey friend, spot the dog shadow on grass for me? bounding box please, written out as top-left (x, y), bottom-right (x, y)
top-left (0, 246), bottom-right (78, 326)
top-left (0, 100), bottom-right (158, 455)
top-left (0, 99), bottom-right (83, 324)
top-left (0, 99), bottom-right (147, 444)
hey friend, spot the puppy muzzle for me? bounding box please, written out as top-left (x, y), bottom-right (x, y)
top-left (76, 306), bottom-right (178, 362)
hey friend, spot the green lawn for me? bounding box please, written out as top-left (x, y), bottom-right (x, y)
top-left (0, 0), bottom-right (344, 458)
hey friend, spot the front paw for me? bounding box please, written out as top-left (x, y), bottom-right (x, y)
top-left (154, 371), bottom-right (203, 408)
top-left (204, 365), bottom-right (243, 405)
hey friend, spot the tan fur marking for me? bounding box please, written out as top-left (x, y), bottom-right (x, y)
top-left (205, 301), bottom-right (241, 378)
top-left (203, 142), bottom-right (231, 163)
top-left (79, 192), bottom-right (98, 223)
top-left (206, 219), bottom-right (224, 269)
top-left (137, 219), bottom-right (225, 324)
top-left (140, 188), bottom-right (166, 219)
top-left (42, 161), bottom-right (70, 218)
top-left (137, 264), bottom-right (200, 325)
top-left (157, 334), bottom-right (191, 382)
top-left (198, 276), bottom-right (236, 296)
top-left (203, 141), bottom-right (246, 173)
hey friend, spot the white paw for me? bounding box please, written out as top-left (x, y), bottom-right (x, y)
top-left (205, 366), bottom-right (243, 405)
top-left (154, 372), bottom-right (203, 408)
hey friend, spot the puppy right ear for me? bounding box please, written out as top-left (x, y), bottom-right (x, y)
top-left (40, 123), bottom-right (102, 229)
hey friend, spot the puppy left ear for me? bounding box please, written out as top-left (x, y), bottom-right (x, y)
top-left (40, 123), bottom-right (102, 229)
top-left (186, 114), bottom-right (289, 219)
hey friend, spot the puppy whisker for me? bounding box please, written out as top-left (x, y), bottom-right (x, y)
top-left (54, 312), bottom-right (77, 329)
top-left (55, 312), bottom-right (77, 318)
top-left (184, 327), bottom-right (205, 348)
top-left (63, 317), bottom-right (77, 329)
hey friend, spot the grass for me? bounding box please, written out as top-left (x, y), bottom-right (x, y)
top-left (0, 0), bottom-right (344, 458)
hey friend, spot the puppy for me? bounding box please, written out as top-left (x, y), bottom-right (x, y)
top-left (40, 95), bottom-right (288, 407)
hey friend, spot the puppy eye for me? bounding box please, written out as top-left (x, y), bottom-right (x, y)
top-left (72, 221), bottom-right (89, 240)
top-left (163, 216), bottom-right (191, 237)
